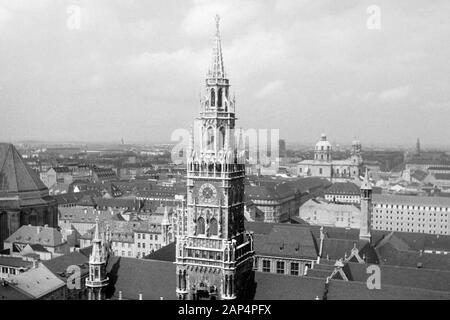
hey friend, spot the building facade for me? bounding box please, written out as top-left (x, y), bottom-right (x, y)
top-left (299, 199), bottom-right (361, 228)
top-left (324, 182), bottom-right (361, 204)
top-left (372, 194), bottom-right (450, 235)
top-left (175, 16), bottom-right (255, 301)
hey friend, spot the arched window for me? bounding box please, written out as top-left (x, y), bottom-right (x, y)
top-left (206, 127), bottom-right (214, 150)
top-left (211, 88), bottom-right (215, 107)
top-left (209, 218), bottom-right (218, 236)
top-left (197, 217), bottom-right (205, 235)
top-left (219, 127), bottom-right (226, 149)
top-left (218, 88), bottom-right (223, 108)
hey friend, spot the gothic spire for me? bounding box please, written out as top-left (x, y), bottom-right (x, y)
top-left (162, 206), bottom-right (170, 226)
top-left (208, 15), bottom-right (226, 80)
top-left (361, 168), bottom-right (372, 190)
top-left (93, 217), bottom-right (101, 243)
top-left (90, 218), bottom-right (106, 264)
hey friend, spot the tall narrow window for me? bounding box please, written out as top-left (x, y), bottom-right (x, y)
top-left (262, 260), bottom-right (271, 272)
top-left (276, 261), bottom-right (285, 274)
top-left (206, 127), bottom-right (214, 150)
top-left (219, 127), bottom-right (226, 149)
top-left (209, 218), bottom-right (218, 236)
top-left (218, 88), bottom-right (223, 108)
top-left (197, 217), bottom-right (205, 235)
top-left (290, 262), bottom-right (299, 276)
top-left (211, 88), bottom-right (215, 107)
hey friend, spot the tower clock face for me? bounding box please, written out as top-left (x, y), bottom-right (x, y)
top-left (199, 183), bottom-right (217, 203)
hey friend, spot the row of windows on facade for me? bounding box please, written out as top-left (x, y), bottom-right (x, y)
top-left (1, 267), bottom-right (23, 277)
top-left (373, 226), bottom-right (448, 234)
top-left (136, 233), bottom-right (159, 241)
top-left (186, 249), bottom-right (223, 260)
top-left (373, 220), bottom-right (449, 228)
top-left (376, 204), bottom-right (450, 211)
top-left (375, 210), bottom-right (449, 218)
top-left (188, 162), bottom-right (245, 173)
top-left (373, 215), bottom-right (448, 223)
top-left (326, 195), bottom-right (360, 199)
top-left (258, 260), bottom-right (308, 276)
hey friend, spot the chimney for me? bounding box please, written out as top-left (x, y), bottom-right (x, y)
top-left (118, 291), bottom-right (122, 300)
top-left (138, 293), bottom-right (143, 300)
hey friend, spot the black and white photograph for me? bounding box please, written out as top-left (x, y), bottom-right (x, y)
top-left (0, 0), bottom-right (450, 307)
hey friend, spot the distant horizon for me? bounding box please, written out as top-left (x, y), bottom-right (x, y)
top-left (8, 137), bottom-right (450, 152)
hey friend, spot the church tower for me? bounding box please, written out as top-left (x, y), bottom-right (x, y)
top-left (86, 219), bottom-right (109, 300)
top-left (359, 169), bottom-right (372, 243)
top-left (176, 15), bottom-right (255, 300)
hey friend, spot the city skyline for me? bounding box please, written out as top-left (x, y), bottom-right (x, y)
top-left (0, 0), bottom-right (449, 146)
top-left (1, 1), bottom-right (450, 303)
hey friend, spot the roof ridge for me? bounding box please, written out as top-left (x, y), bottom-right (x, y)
top-left (10, 145), bottom-right (20, 192)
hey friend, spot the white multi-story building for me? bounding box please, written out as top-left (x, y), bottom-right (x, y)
top-left (372, 194), bottom-right (450, 235)
top-left (299, 199), bottom-right (361, 229)
top-left (324, 182), bottom-right (361, 204)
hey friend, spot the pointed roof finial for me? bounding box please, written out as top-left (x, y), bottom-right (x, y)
top-left (93, 217), bottom-right (101, 242)
top-left (215, 14), bottom-right (221, 35)
top-left (162, 206), bottom-right (170, 226)
top-left (361, 168), bottom-right (372, 190)
top-left (208, 14), bottom-right (225, 80)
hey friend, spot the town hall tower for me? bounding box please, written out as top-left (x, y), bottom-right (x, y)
top-left (175, 16), bottom-right (255, 300)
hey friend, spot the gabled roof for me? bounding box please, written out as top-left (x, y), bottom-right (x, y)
top-left (43, 251), bottom-right (89, 281)
top-left (375, 235), bottom-right (450, 271)
top-left (320, 239), bottom-right (378, 264)
top-left (326, 278), bottom-right (450, 300)
top-left (325, 182), bottom-right (360, 195)
top-left (107, 258), bottom-right (176, 300)
top-left (144, 241), bottom-right (176, 262)
top-left (0, 255), bottom-right (33, 268)
top-left (5, 225), bottom-right (64, 247)
top-left (7, 263), bottom-right (65, 299)
top-left (342, 261), bottom-right (450, 293)
top-left (412, 170), bottom-right (428, 182)
top-left (254, 225), bottom-right (318, 259)
top-left (253, 272), bottom-right (325, 300)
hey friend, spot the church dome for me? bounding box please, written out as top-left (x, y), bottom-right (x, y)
top-left (315, 134), bottom-right (332, 151)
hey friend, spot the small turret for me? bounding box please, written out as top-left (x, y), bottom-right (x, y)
top-left (86, 219), bottom-right (109, 300)
top-left (359, 169), bottom-right (372, 243)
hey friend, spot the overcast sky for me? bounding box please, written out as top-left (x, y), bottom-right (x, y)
top-left (0, 0), bottom-right (449, 147)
